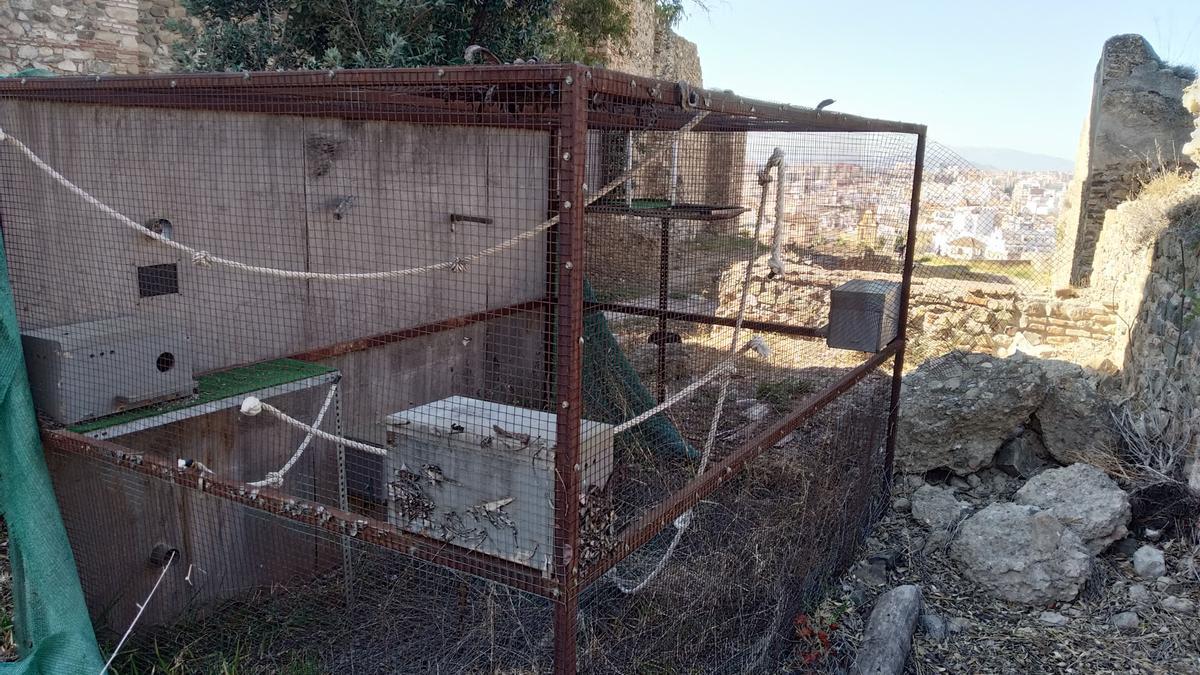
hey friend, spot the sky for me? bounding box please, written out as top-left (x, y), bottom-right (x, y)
top-left (676, 0), bottom-right (1200, 159)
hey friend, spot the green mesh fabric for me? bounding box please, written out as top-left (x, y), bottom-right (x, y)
top-left (0, 236), bottom-right (105, 673)
top-left (582, 279), bottom-right (695, 458)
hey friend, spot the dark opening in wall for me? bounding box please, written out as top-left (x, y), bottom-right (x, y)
top-left (137, 263), bottom-right (179, 297)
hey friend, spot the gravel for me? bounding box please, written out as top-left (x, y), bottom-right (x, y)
top-left (1112, 611), bottom-right (1140, 633)
top-left (833, 482), bottom-right (1200, 674)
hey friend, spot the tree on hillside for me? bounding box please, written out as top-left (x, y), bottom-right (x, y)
top-left (168, 0), bottom-right (694, 72)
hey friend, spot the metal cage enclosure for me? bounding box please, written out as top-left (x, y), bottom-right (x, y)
top-left (0, 64), bottom-right (924, 673)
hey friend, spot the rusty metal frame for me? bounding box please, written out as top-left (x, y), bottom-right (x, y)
top-left (550, 63), bottom-right (589, 675)
top-left (41, 429), bottom-right (557, 598)
top-left (286, 299), bottom-right (547, 363)
top-left (1, 63), bottom-right (926, 675)
top-left (884, 132), bottom-right (927, 485)
top-left (586, 301), bottom-right (827, 339)
top-left (0, 65), bottom-right (924, 135)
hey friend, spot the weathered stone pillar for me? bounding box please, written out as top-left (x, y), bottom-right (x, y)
top-left (1052, 34), bottom-right (1195, 289)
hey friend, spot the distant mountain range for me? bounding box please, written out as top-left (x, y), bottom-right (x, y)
top-left (948, 146), bottom-right (1075, 173)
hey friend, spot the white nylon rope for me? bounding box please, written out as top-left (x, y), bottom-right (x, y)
top-left (0, 112), bottom-right (708, 281)
top-left (611, 149), bottom-right (784, 594)
top-left (247, 382), bottom-right (339, 488)
top-left (766, 147), bottom-right (788, 277)
top-left (99, 550), bottom-right (176, 674)
top-left (239, 394), bottom-right (389, 457)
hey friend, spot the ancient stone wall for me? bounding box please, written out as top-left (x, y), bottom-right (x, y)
top-left (137, 0), bottom-right (188, 73)
top-left (1053, 35), bottom-right (1195, 289)
top-left (0, 0), bottom-right (185, 75)
top-left (716, 256), bottom-right (1122, 371)
top-left (1088, 168), bottom-right (1200, 450)
top-left (1, 0), bottom-right (141, 75)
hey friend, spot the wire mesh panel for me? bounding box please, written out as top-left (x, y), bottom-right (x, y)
top-left (0, 66), bottom-right (923, 673)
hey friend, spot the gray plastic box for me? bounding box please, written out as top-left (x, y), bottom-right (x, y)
top-left (21, 318), bottom-right (196, 425)
top-left (383, 396), bottom-right (613, 573)
top-left (826, 279), bottom-right (901, 353)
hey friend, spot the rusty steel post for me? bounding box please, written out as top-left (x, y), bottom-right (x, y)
top-left (883, 131), bottom-right (927, 485)
top-left (657, 216), bottom-right (671, 402)
top-left (551, 64), bottom-right (588, 675)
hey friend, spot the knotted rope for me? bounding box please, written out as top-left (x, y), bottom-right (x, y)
top-left (247, 382), bottom-right (339, 488)
top-left (240, 393), bottom-right (388, 457)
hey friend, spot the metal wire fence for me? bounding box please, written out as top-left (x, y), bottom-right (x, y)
top-left (0, 66), bottom-right (923, 673)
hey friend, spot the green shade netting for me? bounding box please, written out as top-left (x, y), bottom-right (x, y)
top-left (0, 235), bottom-right (105, 673)
top-left (582, 280), bottom-right (694, 458)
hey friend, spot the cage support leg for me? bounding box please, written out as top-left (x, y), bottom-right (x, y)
top-left (335, 391), bottom-right (354, 600)
top-left (553, 594), bottom-right (578, 675)
top-left (657, 216), bottom-right (671, 402)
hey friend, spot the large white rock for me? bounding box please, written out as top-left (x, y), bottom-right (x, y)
top-left (950, 503), bottom-right (1092, 605)
top-left (1013, 463), bottom-right (1131, 553)
top-left (896, 353), bottom-right (1047, 475)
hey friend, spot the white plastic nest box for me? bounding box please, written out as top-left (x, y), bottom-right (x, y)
top-left (383, 396), bottom-right (614, 573)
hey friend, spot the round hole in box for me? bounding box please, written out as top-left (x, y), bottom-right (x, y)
top-left (156, 352), bottom-right (176, 372)
top-left (148, 218), bottom-right (174, 240)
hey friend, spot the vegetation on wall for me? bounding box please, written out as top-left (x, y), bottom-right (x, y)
top-left (169, 0), bottom-right (695, 72)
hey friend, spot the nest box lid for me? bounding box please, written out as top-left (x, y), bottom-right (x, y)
top-left (384, 395), bottom-right (611, 450)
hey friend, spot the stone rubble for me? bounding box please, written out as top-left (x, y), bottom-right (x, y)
top-left (910, 485), bottom-right (971, 531)
top-left (1012, 463), bottom-right (1131, 553)
top-left (896, 353), bottom-right (1048, 474)
top-left (1111, 611), bottom-right (1140, 633)
top-left (1133, 545), bottom-right (1167, 579)
top-left (950, 503), bottom-right (1092, 605)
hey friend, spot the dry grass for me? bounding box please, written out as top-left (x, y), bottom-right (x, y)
top-left (1125, 167), bottom-right (1200, 250)
top-left (0, 518), bottom-right (13, 663)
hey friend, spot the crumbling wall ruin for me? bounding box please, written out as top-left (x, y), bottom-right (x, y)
top-left (1053, 34), bottom-right (1195, 289)
top-left (717, 255), bottom-right (1122, 371)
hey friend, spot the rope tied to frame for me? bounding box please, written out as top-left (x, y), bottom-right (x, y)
top-left (0, 111), bottom-right (709, 282)
top-left (240, 392), bottom-right (389, 458)
top-left (246, 382), bottom-right (340, 488)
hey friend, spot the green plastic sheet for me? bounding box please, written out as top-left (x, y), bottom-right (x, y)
top-left (0, 235), bottom-right (105, 673)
